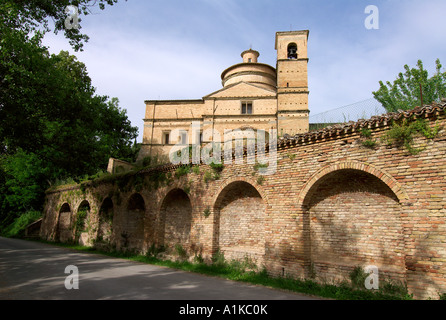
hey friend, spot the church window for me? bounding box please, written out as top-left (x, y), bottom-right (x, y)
top-left (241, 102), bottom-right (253, 114)
top-left (163, 131), bottom-right (170, 144)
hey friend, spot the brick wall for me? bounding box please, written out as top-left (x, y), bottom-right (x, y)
top-left (214, 181), bottom-right (266, 264)
top-left (41, 104), bottom-right (446, 299)
top-left (307, 169), bottom-right (406, 283)
top-left (160, 188), bottom-right (193, 251)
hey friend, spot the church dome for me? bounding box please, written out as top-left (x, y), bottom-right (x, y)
top-left (221, 49), bottom-right (277, 91)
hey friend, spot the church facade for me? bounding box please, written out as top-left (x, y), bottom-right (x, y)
top-left (138, 30), bottom-right (310, 160)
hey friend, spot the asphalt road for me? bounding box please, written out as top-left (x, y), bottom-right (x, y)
top-left (0, 237), bottom-right (319, 301)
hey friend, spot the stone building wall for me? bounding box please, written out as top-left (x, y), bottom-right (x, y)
top-left (41, 103), bottom-right (446, 299)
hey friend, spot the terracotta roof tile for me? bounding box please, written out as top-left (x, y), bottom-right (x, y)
top-left (278, 102), bottom-right (446, 148)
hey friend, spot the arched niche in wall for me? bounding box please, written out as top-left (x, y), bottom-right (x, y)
top-left (159, 188), bottom-right (192, 252)
top-left (76, 200), bottom-right (91, 244)
top-left (57, 203), bottom-right (72, 243)
top-left (213, 180), bottom-right (266, 265)
top-left (123, 193), bottom-right (145, 251)
top-left (97, 197), bottom-right (114, 243)
top-left (301, 168), bottom-right (405, 283)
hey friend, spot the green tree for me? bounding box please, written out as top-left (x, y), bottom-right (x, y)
top-left (0, 29), bottom-right (138, 177)
top-left (1, 0), bottom-right (124, 51)
top-left (0, 150), bottom-right (48, 229)
top-left (0, 0), bottom-right (137, 234)
top-left (98, 97), bottom-right (141, 163)
top-left (373, 59), bottom-right (446, 113)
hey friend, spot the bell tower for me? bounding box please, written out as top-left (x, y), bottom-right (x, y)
top-left (275, 30), bottom-right (310, 136)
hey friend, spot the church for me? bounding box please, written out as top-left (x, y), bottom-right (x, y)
top-left (138, 30), bottom-right (310, 160)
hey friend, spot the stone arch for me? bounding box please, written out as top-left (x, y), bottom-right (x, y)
top-left (122, 193), bottom-right (145, 250)
top-left (97, 197), bottom-right (114, 243)
top-left (77, 200), bottom-right (90, 209)
top-left (159, 188), bottom-right (192, 251)
top-left (56, 203), bottom-right (72, 243)
top-left (76, 200), bottom-right (91, 245)
top-left (213, 179), bottom-right (266, 265)
top-left (298, 161), bottom-right (409, 207)
top-left (300, 163), bottom-right (406, 283)
top-left (212, 176), bottom-right (269, 209)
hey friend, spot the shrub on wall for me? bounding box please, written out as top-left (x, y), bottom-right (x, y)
top-left (382, 118), bottom-right (442, 154)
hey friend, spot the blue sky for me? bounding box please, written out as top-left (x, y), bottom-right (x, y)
top-left (43, 0), bottom-right (446, 142)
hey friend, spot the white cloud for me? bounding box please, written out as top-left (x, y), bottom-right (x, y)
top-left (43, 23), bottom-right (238, 142)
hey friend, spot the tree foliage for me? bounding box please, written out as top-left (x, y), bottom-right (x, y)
top-left (373, 59), bottom-right (446, 113)
top-left (1, 0), bottom-right (123, 51)
top-left (0, 31), bottom-right (138, 177)
top-left (0, 0), bottom-right (136, 233)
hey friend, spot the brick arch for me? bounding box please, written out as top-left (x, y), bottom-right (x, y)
top-left (97, 197), bottom-right (114, 243)
top-left (298, 161), bottom-right (408, 283)
top-left (73, 200), bottom-right (92, 245)
top-left (59, 202), bottom-right (71, 213)
top-left (157, 185), bottom-right (191, 211)
top-left (122, 193), bottom-right (146, 251)
top-left (77, 199), bottom-right (91, 211)
top-left (127, 193), bottom-right (145, 211)
top-left (159, 187), bottom-right (191, 209)
top-left (73, 195), bottom-right (96, 213)
top-left (211, 176), bottom-right (269, 211)
top-left (56, 202), bottom-right (72, 243)
top-left (159, 188), bottom-right (192, 250)
top-left (298, 161), bottom-right (409, 208)
top-left (212, 177), bottom-right (267, 265)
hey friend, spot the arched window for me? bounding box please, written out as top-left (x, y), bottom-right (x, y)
top-left (287, 43), bottom-right (298, 59)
